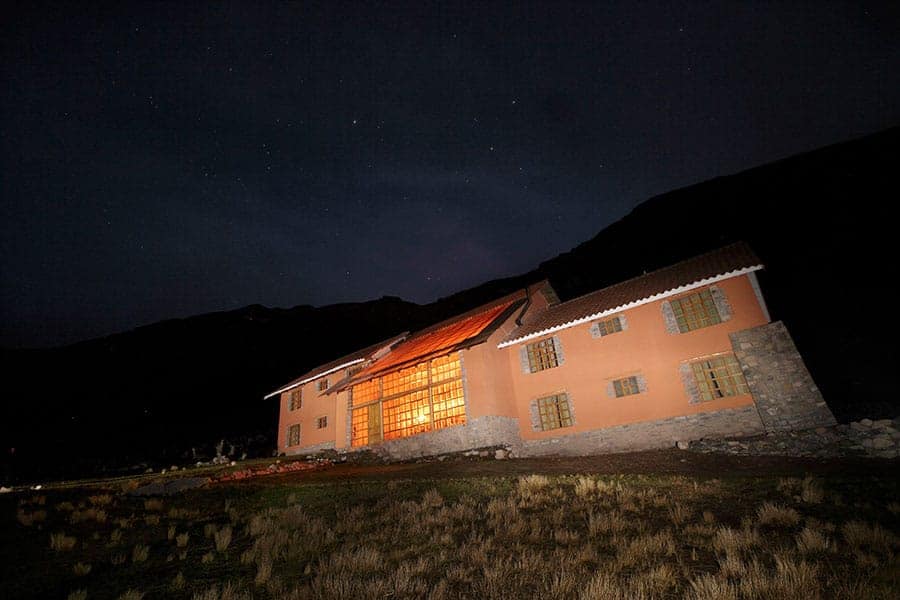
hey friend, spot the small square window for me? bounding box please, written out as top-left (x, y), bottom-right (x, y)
top-left (594, 316), bottom-right (623, 337)
top-left (612, 376), bottom-right (641, 397)
top-left (316, 416), bottom-right (328, 429)
top-left (317, 379), bottom-right (329, 392)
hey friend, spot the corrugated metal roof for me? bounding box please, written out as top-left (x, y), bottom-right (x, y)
top-left (356, 298), bottom-right (522, 378)
top-left (263, 332), bottom-right (408, 398)
top-left (500, 242), bottom-right (763, 347)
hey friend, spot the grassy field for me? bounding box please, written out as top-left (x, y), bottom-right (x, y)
top-left (1, 459), bottom-right (898, 599)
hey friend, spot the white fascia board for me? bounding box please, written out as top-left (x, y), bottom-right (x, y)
top-left (497, 265), bottom-right (763, 349)
top-left (262, 358), bottom-right (366, 399)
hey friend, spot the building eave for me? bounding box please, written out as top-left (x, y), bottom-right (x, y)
top-left (497, 265), bottom-right (763, 349)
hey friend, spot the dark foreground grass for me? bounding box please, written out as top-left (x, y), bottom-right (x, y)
top-left (1, 466), bottom-right (898, 599)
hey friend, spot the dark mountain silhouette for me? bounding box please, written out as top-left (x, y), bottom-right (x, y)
top-left (2, 126), bottom-right (897, 483)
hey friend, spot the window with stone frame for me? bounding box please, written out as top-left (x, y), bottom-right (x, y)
top-left (670, 289), bottom-right (722, 332)
top-left (287, 424), bottom-right (301, 447)
top-left (536, 393), bottom-right (574, 431)
top-left (691, 354), bottom-right (749, 401)
top-left (592, 315), bottom-right (623, 337)
top-left (317, 378), bottom-right (329, 392)
top-left (316, 416), bottom-right (327, 429)
top-left (289, 388), bottom-right (302, 411)
top-left (612, 376), bottom-right (642, 397)
top-left (525, 338), bottom-right (561, 373)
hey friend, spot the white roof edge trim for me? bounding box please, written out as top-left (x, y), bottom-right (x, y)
top-left (497, 265), bottom-right (763, 349)
top-left (263, 358), bottom-right (366, 399)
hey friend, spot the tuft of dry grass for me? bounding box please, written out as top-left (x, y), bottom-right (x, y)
top-left (421, 488), bottom-right (444, 508)
top-left (117, 590), bottom-right (144, 600)
top-left (667, 501), bottom-right (694, 526)
top-left (712, 526), bottom-right (760, 556)
top-left (143, 498), bottom-right (163, 512)
top-left (143, 514), bottom-right (160, 526)
top-left (201, 551), bottom-right (215, 564)
top-left (73, 562), bottom-right (92, 576)
top-left (688, 573), bottom-right (738, 600)
top-left (841, 520), bottom-right (898, 555)
top-left (56, 501), bottom-right (76, 512)
top-left (50, 532), bottom-right (78, 551)
top-left (214, 525), bottom-right (233, 552)
top-left (800, 476), bottom-right (825, 504)
top-left (110, 552), bottom-right (126, 566)
top-left (756, 502), bottom-right (801, 527)
top-left (176, 532), bottom-right (190, 547)
top-left (70, 507), bottom-right (107, 524)
top-left (67, 591), bottom-right (87, 600)
top-left (132, 543), bottom-right (149, 563)
top-left (172, 572), bottom-right (185, 590)
top-left (17, 508), bottom-right (47, 526)
top-left (191, 583), bottom-right (251, 600)
top-left (88, 494), bottom-right (113, 507)
top-left (796, 526), bottom-right (834, 555)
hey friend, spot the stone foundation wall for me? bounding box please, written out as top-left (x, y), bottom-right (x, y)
top-left (284, 440), bottom-right (336, 456)
top-left (367, 416), bottom-right (522, 461)
top-left (517, 406), bottom-right (764, 457)
top-left (730, 321), bottom-right (836, 432)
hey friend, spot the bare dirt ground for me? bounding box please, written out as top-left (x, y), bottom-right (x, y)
top-left (252, 448), bottom-right (899, 487)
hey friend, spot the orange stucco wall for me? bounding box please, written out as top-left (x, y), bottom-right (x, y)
top-left (505, 274), bottom-right (769, 441)
top-left (277, 375), bottom-right (339, 454)
top-left (461, 288), bottom-right (552, 419)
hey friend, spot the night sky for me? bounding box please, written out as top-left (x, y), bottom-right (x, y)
top-left (2, 2), bottom-right (898, 348)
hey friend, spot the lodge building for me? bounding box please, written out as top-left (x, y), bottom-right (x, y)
top-left (265, 243), bottom-right (835, 459)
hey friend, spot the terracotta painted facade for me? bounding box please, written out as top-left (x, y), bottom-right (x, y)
top-left (267, 243), bottom-right (833, 457)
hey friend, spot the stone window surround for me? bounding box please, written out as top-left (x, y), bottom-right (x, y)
top-left (529, 391), bottom-right (576, 432)
top-left (661, 285), bottom-right (732, 334)
top-left (679, 351), bottom-right (748, 405)
top-left (606, 373), bottom-right (648, 398)
top-left (590, 314), bottom-right (628, 338)
top-left (520, 335), bottom-right (565, 374)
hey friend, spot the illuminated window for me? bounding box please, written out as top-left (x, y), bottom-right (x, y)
top-left (350, 352), bottom-right (466, 446)
top-left (287, 424), bottom-right (300, 447)
top-left (316, 416), bottom-right (327, 429)
top-left (525, 338), bottom-right (561, 373)
top-left (289, 389), bottom-right (302, 411)
top-left (593, 316), bottom-right (623, 337)
top-left (317, 378), bottom-right (329, 392)
top-left (670, 289), bottom-right (721, 332)
top-left (691, 354), bottom-right (749, 401)
top-left (536, 393), bottom-right (573, 431)
top-left (612, 376), bottom-right (641, 397)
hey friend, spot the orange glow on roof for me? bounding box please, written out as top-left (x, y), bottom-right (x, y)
top-left (360, 300), bottom-right (516, 377)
